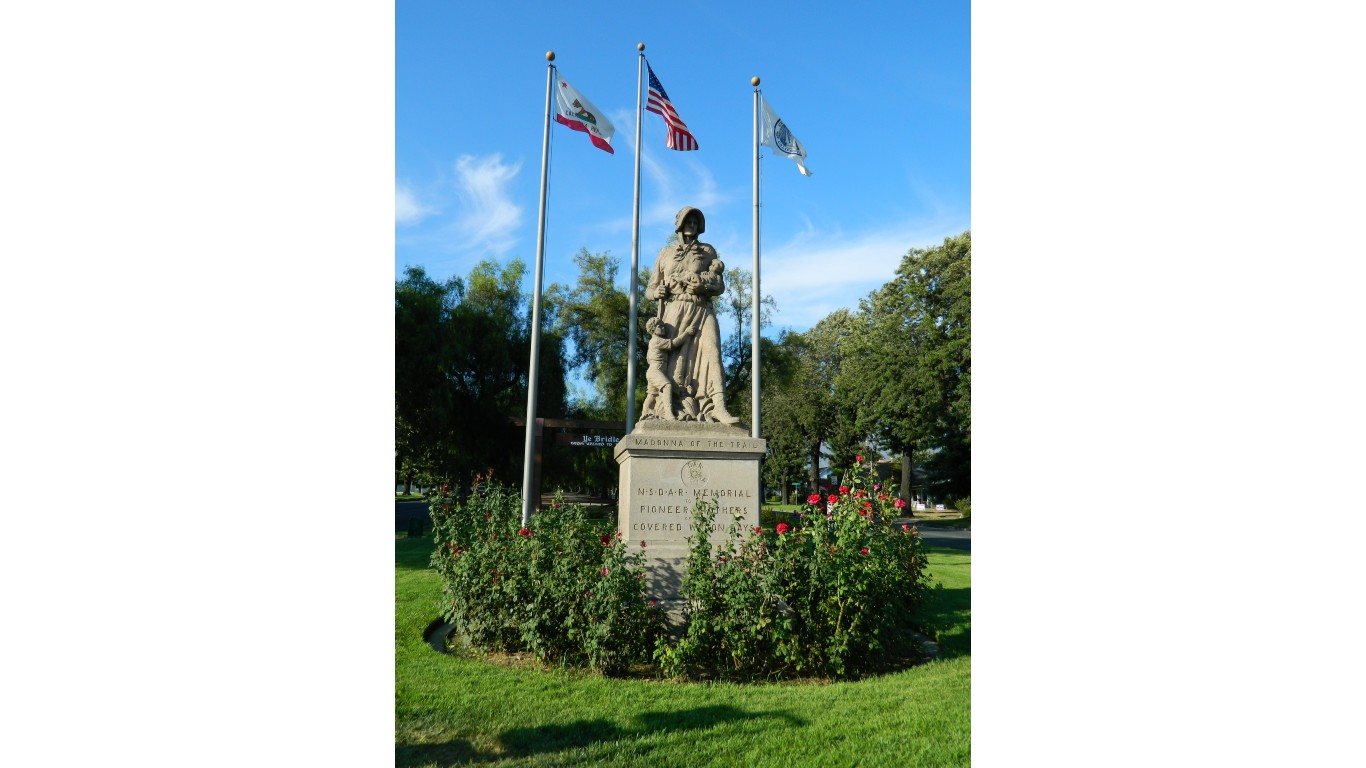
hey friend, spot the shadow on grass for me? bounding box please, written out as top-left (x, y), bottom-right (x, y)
top-left (395, 739), bottom-right (479, 767)
top-left (919, 585), bottom-right (971, 660)
top-left (498, 705), bottom-right (805, 761)
top-left (396, 534), bottom-right (436, 572)
top-left (396, 706), bottom-right (805, 766)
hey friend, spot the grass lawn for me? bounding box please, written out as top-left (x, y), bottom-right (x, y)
top-left (396, 533), bottom-right (970, 767)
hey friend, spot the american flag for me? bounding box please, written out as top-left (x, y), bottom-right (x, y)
top-left (645, 62), bottom-right (698, 151)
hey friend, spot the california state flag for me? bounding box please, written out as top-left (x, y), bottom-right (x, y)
top-left (553, 72), bottom-right (615, 154)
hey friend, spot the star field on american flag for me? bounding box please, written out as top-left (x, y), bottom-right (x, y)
top-left (645, 62), bottom-right (698, 151)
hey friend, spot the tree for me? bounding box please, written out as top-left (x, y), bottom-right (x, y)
top-left (837, 232), bottom-right (971, 501)
top-left (901, 232), bottom-right (970, 499)
top-left (770, 310), bottom-right (858, 494)
top-left (394, 258), bottom-right (568, 492)
top-left (395, 266), bottom-right (464, 489)
top-left (717, 266), bottom-right (777, 420)
top-left (758, 331), bottom-right (808, 503)
top-left (550, 249), bottom-right (635, 418)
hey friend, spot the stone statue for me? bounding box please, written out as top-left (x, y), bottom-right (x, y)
top-left (640, 316), bottom-right (696, 420)
top-left (642, 206), bottom-right (741, 425)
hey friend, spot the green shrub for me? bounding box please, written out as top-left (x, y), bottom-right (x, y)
top-left (953, 496), bottom-right (970, 517)
top-left (425, 462), bottom-right (935, 681)
top-left (658, 459), bottom-right (935, 681)
top-left (427, 480), bottom-right (659, 675)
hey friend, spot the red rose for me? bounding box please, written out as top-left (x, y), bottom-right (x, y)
top-left (600, 534), bottom-right (611, 545)
top-left (776, 523), bottom-right (790, 535)
top-left (807, 493), bottom-right (822, 505)
top-left (753, 526), bottom-right (762, 534)
top-left (649, 600), bottom-right (656, 607)
top-left (860, 547), bottom-right (869, 555)
top-left (601, 567), bottom-right (609, 577)
top-left (894, 498), bottom-right (907, 509)
top-left (827, 494), bottom-right (839, 505)
top-left (640, 540), bottom-right (647, 548)
top-left (902, 523), bottom-right (910, 531)
top-left (839, 485), bottom-right (849, 495)
top-left (855, 455), bottom-right (863, 463)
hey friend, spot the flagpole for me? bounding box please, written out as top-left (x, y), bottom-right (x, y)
top-left (521, 52), bottom-right (555, 527)
top-left (751, 77), bottom-right (761, 440)
top-left (626, 43), bottom-right (645, 434)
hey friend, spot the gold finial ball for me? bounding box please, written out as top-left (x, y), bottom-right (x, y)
top-left (546, 51), bottom-right (555, 61)
top-left (637, 43), bottom-right (645, 51)
top-left (751, 76), bottom-right (760, 86)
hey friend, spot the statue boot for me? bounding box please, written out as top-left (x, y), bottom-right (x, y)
top-left (708, 398), bottom-right (742, 425)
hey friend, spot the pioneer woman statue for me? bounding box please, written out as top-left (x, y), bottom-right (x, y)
top-left (643, 206), bottom-right (740, 425)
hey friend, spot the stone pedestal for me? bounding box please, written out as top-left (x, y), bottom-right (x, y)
top-left (614, 420), bottom-right (767, 601)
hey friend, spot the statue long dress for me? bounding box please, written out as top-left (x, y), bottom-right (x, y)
top-left (647, 238), bottom-right (730, 422)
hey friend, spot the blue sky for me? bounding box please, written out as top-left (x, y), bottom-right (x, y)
top-left (396, 0), bottom-right (969, 334)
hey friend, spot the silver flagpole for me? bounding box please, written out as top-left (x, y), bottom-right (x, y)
top-left (521, 52), bottom-right (556, 527)
top-left (751, 78), bottom-right (761, 439)
top-left (625, 44), bottom-right (645, 433)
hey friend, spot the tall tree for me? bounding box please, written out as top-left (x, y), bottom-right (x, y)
top-left (551, 249), bottom-right (637, 418)
top-left (394, 258), bottom-right (568, 492)
top-left (904, 232), bottom-right (970, 499)
top-left (717, 266), bottom-right (777, 419)
top-left (758, 331), bottom-right (808, 504)
top-left (838, 232), bottom-right (971, 501)
top-left (395, 266), bottom-right (464, 489)
top-left (773, 310), bottom-right (858, 493)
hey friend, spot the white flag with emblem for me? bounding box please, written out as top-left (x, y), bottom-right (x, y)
top-left (760, 95), bottom-right (811, 176)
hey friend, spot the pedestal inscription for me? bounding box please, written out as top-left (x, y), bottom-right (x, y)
top-left (614, 421), bottom-right (766, 600)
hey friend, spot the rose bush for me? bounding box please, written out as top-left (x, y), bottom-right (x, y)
top-left (427, 479), bottom-right (658, 675)
top-left (657, 458), bottom-right (936, 680)
top-left (426, 461), bottom-right (936, 681)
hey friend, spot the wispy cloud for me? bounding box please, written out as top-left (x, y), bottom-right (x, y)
top-left (760, 217), bottom-right (969, 331)
top-left (577, 116), bottom-right (734, 243)
top-left (453, 153), bottom-right (523, 255)
top-left (395, 181), bottom-right (434, 225)
top-left (641, 154), bottom-right (727, 228)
